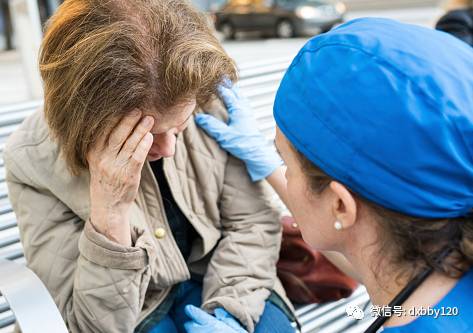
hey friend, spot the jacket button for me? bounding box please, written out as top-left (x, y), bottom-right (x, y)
top-left (154, 228), bottom-right (166, 239)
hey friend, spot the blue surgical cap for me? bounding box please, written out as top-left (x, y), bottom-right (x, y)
top-left (274, 18), bottom-right (473, 219)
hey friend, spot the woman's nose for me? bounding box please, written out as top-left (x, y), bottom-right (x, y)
top-left (157, 132), bottom-right (177, 157)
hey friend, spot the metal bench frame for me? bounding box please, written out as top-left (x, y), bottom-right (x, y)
top-left (0, 259), bottom-right (68, 333)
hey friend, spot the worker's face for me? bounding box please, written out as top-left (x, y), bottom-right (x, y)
top-left (144, 99), bottom-right (196, 161)
top-left (275, 127), bottom-right (343, 250)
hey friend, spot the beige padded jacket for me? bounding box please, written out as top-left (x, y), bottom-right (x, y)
top-left (4, 99), bottom-right (293, 333)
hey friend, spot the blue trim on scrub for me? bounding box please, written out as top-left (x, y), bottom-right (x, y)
top-left (382, 269), bottom-right (473, 333)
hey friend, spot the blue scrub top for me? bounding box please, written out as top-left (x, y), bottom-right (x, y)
top-left (382, 269), bottom-right (473, 333)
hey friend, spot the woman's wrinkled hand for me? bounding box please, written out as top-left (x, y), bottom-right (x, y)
top-left (195, 83), bottom-right (282, 182)
top-left (87, 110), bottom-right (154, 246)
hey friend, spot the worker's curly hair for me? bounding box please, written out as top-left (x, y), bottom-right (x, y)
top-left (295, 148), bottom-right (473, 282)
top-left (39, 0), bottom-right (237, 175)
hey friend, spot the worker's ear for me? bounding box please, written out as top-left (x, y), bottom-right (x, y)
top-left (329, 181), bottom-right (357, 229)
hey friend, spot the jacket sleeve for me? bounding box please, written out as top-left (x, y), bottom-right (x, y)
top-left (436, 9), bottom-right (473, 47)
top-left (4, 151), bottom-right (153, 333)
top-left (201, 155), bottom-right (283, 333)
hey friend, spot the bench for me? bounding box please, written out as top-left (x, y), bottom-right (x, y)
top-left (0, 59), bottom-right (374, 333)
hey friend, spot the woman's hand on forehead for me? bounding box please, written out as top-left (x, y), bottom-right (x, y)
top-left (86, 109), bottom-right (155, 246)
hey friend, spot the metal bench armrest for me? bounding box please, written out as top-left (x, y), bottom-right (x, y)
top-left (0, 259), bottom-right (68, 333)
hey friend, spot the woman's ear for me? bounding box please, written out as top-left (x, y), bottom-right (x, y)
top-left (329, 181), bottom-right (357, 229)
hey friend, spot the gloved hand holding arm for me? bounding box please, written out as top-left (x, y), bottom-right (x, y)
top-left (184, 305), bottom-right (248, 333)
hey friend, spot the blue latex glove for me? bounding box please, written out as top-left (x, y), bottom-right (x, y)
top-left (184, 305), bottom-right (248, 333)
top-left (195, 83), bottom-right (283, 182)
top-left (214, 308), bottom-right (247, 332)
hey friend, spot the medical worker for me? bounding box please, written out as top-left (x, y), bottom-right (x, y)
top-left (184, 18), bottom-right (473, 333)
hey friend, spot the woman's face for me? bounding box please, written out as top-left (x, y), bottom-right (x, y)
top-left (275, 127), bottom-right (345, 250)
top-left (144, 99), bottom-right (196, 161)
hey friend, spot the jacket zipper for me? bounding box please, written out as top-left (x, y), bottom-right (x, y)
top-left (161, 158), bottom-right (206, 253)
top-left (143, 161), bottom-right (187, 268)
top-left (146, 162), bottom-right (190, 274)
top-left (135, 162), bottom-right (189, 324)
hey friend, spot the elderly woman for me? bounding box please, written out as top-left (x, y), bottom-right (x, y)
top-left (3, 1), bottom-right (295, 333)
top-left (189, 18), bottom-right (473, 333)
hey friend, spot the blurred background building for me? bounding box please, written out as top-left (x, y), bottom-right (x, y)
top-left (0, 0), bottom-right (456, 106)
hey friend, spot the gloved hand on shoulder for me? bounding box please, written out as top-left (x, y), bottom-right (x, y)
top-left (195, 82), bottom-right (283, 182)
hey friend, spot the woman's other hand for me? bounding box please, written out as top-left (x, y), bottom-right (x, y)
top-left (195, 84), bottom-right (283, 182)
top-left (184, 305), bottom-right (248, 333)
top-left (87, 110), bottom-right (154, 246)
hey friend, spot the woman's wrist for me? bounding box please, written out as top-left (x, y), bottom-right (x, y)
top-left (90, 206), bottom-right (132, 247)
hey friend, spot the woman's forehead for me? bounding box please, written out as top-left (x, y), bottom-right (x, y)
top-left (144, 100), bottom-right (196, 134)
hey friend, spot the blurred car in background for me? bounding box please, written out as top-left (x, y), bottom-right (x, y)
top-left (211, 0), bottom-right (346, 39)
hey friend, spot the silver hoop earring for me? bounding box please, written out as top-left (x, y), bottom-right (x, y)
top-left (334, 221), bottom-right (343, 231)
